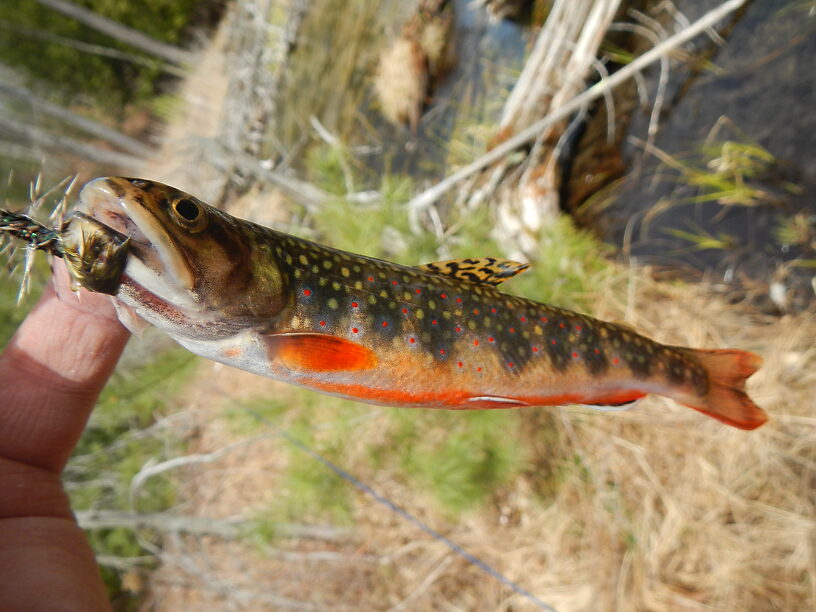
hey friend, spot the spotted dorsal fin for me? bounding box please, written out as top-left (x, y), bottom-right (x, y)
top-left (418, 258), bottom-right (530, 286)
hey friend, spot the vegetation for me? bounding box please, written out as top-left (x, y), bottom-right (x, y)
top-left (0, 0), bottom-right (214, 113)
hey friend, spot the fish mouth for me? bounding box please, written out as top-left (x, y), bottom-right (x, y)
top-left (72, 177), bottom-right (198, 310)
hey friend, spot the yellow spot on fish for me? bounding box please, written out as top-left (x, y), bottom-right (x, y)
top-left (294, 269), bottom-right (302, 279)
top-left (368, 295), bottom-right (377, 305)
top-left (319, 278), bottom-right (328, 287)
top-left (312, 264), bottom-right (319, 274)
top-left (299, 254), bottom-right (309, 266)
top-left (428, 300), bottom-right (436, 310)
top-left (354, 280), bottom-right (363, 290)
top-left (380, 290), bottom-right (389, 298)
top-left (332, 281), bottom-right (341, 291)
top-left (534, 325), bottom-right (543, 335)
top-left (415, 309), bottom-right (424, 320)
top-left (323, 260), bottom-right (333, 270)
top-left (341, 267), bottom-right (350, 277)
top-left (404, 291), bottom-right (412, 300)
top-left (327, 298), bottom-right (338, 309)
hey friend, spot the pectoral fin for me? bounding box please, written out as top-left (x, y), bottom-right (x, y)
top-left (418, 258), bottom-right (529, 286)
top-left (262, 332), bottom-right (377, 372)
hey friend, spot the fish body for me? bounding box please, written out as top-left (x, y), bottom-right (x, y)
top-left (62, 177), bottom-right (768, 430)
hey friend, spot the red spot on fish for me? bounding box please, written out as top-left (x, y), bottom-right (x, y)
top-left (572, 352), bottom-right (579, 358)
top-left (368, 276), bottom-right (374, 282)
top-left (457, 361), bottom-right (463, 368)
top-left (508, 362), bottom-right (514, 368)
top-left (352, 327), bottom-right (359, 334)
top-left (613, 357), bottom-right (620, 365)
top-left (477, 367), bottom-right (482, 372)
top-left (455, 326), bottom-right (462, 333)
top-left (594, 348), bottom-right (600, 354)
top-left (541, 316), bottom-right (548, 323)
top-left (488, 337), bottom-right (495, 343)
top-left (474, 339), bottom-right (480, 346)
top-left (473, 308), bottom-right (480, 315)
top-left (415, 288), bottom-right (422, 295)
top-left (319, 321), bottom-right (326, 327)
top-left (559, 322), bottom-right (565, 329)
top-left (532, 346), bottom-right (539, 353)
top-left (520, 316), bottom-right (527, 322)
top-left (551, 339), bottom-right (557, 345)
top-left (440, 293), bottom-right (448, 299)
top-left (382, 321), bottom-right (388, 328)
top-left (509, 327), bottom-right (516, 333)
top-left (439, 349), bottom-right (446, 356)
top-left (432, 319), bottom-right (438, 326)
top-left (491, 307), bottom-right (497, 314)
top-left (392, 280), bottom-right (398, 286)
top-left (401, 307), bottom-right (408, 314)
top-left (576, 325), bottom-right (582, 332)
top-left (456, 297), bottom-right (463, 303)
top-left (409, 337), bottom-right (416, 344)
top-left (303, 289), bottom-right (312, 296)
top-left (351, 301), bottom-right (359, 308)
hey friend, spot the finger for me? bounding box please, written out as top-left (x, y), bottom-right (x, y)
top-left (0, 263), bottom-right (130, 472)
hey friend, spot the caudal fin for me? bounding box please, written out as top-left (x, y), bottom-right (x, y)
top-left (679, 349), bottom-right (768, 430)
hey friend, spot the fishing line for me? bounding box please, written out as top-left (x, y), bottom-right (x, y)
top-left (246, 407), bottom-right (558, 612)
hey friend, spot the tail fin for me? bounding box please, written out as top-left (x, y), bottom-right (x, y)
top-left (678, 349), bottom-right (768, 430)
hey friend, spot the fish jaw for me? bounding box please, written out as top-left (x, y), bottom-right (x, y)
top-left (67, 177), bottom-right (292, 343)
top-left (73, 178), bottom-right (199, 303)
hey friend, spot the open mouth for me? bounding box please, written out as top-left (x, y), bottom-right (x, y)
top-left (73, 178), bottom-right (198, 310)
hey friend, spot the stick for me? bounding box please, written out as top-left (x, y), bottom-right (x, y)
top-left (407, 0), bottom-right (748, 212)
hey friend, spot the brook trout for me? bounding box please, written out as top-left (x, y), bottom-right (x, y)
top-left (61, 177), bottom-right (768, 430)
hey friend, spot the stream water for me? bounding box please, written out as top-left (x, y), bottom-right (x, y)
top-left (565, 0), bottom-right (816, 311)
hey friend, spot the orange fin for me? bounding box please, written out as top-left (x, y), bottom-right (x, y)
top-left (263, 332), bottom-right (377, 372)
top-left (679, 348), bottom-right (768, 430)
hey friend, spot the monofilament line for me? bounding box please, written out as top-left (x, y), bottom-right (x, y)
top-left (248, 408), bottom-right (559, 611)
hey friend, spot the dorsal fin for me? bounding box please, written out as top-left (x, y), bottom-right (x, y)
top-left (418, 257), bottom-right (530, 286)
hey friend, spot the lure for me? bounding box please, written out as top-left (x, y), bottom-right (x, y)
top-left (4, 177), bottom-right (769, 430)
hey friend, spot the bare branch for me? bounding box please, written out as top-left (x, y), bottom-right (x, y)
top-left (407, 0), bottom-right (749, 212)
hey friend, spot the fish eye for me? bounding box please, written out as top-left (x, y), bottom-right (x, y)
top-left (174, 198), bottom-right (200, 222)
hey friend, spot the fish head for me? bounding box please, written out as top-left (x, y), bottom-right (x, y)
top-left (64, 177), bottom-right (289, 338)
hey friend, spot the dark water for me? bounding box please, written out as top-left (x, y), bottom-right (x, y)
top-left (566, 0), bottom-right (816, 311)
top-left (366, 0), bottom-right (528, 181)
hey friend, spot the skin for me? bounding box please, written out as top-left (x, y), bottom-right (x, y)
top-left (0, 264), bottom-right (129, 611)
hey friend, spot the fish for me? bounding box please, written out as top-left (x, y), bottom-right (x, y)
top-left (60, 176), bottom-right (769, 430)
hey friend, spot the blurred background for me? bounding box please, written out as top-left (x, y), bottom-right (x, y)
top-left (1, 0), bottom-right (814, 610)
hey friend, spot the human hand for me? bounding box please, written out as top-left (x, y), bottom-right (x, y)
top-left (0, 263), bottom-right (130, 611)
